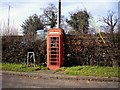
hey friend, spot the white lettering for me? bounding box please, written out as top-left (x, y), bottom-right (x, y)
top-left (49, 32), bottom-right (60, 34)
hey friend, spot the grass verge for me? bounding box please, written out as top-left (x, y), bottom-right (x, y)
top-left (2, 63), bottom-right (47, 72)
top-left (2, 63), bottom-right (120, 77)
top-left (60, 66), bottom-right (120, 77)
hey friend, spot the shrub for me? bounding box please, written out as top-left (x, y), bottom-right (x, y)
top-left (63, 33), bottom-right (119, 67)
top-left (2, 36), bottom-right (46, 64)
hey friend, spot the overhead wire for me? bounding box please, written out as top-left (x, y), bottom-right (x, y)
top-left (80, 1), bottom-right (106, 44)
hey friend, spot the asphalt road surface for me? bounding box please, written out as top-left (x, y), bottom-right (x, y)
top-left (2, 73), bottom-right (119, 88)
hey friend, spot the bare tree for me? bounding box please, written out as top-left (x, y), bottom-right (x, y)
top-left (100, 10), bottom-right (119, 34)
top-left (40, 3), bottom-right (57, 28)
top-left (0, 22), bottom-right (18, 36)
top-left (100, 11), bottom-right (120, 67)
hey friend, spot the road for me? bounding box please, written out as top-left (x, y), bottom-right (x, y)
top-left (2, 73), bottom-right (119, 88)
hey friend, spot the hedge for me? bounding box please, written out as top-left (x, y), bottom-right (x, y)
top-left (63, 33), bottom-right (120, 67)
top-left (2, 36), bottom-right (46, 65)
top-left (2, 33), bottom-right (120, 67)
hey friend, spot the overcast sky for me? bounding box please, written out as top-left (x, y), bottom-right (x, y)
top-left (0, 0), bottom-right (119, 34)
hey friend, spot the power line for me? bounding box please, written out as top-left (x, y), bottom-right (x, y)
top-left (80, 1), bottom-right (106, 44)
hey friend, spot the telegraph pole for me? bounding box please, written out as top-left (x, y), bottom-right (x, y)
top-left (8, 5), bottom-right (11, 35)
top-left (118, 1), bottom-right (120, 32)
top-left (58, 0), bottom-right (61, 28)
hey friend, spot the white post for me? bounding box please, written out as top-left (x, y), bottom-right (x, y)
top-left (27, 52), bottom-right (29, 67)
top-left (27, 52), bottom-right (36, 67)
top-left (33, 52), bottom-right (36, 67)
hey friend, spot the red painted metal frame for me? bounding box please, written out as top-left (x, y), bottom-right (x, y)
top-left (47, 28), bottom-right (63, 70)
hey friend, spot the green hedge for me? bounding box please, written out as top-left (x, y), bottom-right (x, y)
top-left (2, 33), bottom-right (120, 67)
top-left (2, 36), bottom-right (46, 65)
top-left (63, 33), bottom-right (120, 67)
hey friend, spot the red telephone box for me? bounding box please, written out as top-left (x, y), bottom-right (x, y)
top-left (47, 28), bottom-right (64, 70)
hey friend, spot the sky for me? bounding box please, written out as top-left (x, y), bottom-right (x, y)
top-left (0, 0), bottom-right (119, 35)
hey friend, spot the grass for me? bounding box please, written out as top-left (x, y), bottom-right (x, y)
top-left (60, 66), bottom-right (120, 77)
top-left (2, 63), bottom-right (120, 77)
top-left (2, 63), bottom-right (47, 72)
